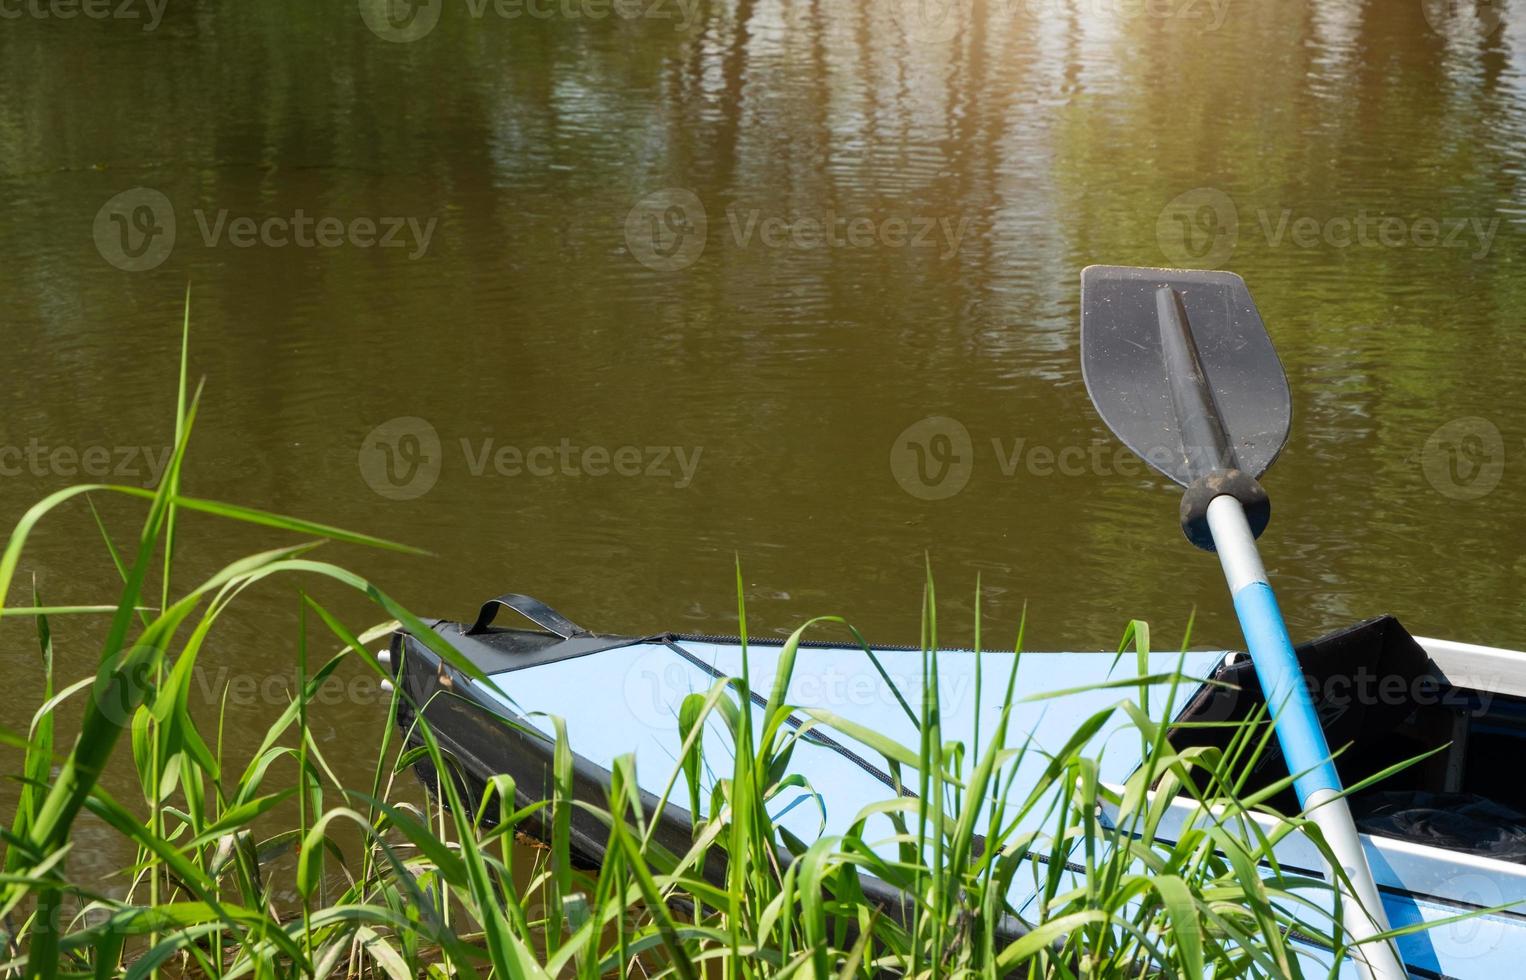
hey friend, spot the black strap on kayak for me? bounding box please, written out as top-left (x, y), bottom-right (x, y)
top-left (465, 593), bottom-right (589, 639)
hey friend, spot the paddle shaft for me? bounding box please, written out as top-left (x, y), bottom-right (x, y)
top-left (1083, 268), bottom-right (1402, 974)
top-left (1206, 495), bottom-right (1405, 980)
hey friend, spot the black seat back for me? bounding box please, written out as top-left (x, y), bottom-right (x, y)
top-left (1167, 615), bottom-right (1434, 812)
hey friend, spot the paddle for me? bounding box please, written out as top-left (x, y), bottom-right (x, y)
top-left (1080, 265), bottom-right (1404, 980)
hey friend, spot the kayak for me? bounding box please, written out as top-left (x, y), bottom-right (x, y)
top-left (385, 592), bottom-right (1526, 978)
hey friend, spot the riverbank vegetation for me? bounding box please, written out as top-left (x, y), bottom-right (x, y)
top-left (0, 324), bottom-right (1433, 977)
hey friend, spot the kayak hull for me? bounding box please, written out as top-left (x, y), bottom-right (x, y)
top-left (388, 596), bottom-right (1526, 977)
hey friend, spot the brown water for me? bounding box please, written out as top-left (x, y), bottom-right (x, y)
top-left (2, 0), bottom-right (1526, 869)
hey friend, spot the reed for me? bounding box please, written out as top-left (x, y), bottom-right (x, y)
top-left (0, 307), bottom-right (1454, 978)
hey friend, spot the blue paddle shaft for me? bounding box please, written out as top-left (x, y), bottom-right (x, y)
top-left (1231, 582), bottom-right (1342, 801)
top-left (1207, 494), bottom-right (1403, 980)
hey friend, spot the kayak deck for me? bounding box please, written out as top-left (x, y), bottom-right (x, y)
top-left (386, 594), bottom-right (1526, 977)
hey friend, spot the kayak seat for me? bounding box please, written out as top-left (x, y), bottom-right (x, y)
top-left (1351, 790), bottom-right (1526, 863)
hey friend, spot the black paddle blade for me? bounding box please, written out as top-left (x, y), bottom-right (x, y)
top-left (1080, 265), bottom-right (1290, 487)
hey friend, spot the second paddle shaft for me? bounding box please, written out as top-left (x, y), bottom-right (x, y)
top-left (1205, 494), bottom-right (1405, 980)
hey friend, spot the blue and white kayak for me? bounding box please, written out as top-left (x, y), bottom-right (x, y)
top-left (385, 593), bottom-right (1526, 978)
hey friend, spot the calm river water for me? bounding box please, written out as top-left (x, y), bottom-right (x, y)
top-left (2, 0), bottom-right (1525, 873)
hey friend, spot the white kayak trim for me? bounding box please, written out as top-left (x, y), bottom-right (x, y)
top-left (1101, 781), bottom-right (1526, 911)
top-left (1418, 636), bottom-right (1526, 700)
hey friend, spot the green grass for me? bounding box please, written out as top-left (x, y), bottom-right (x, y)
top-left (0, 308), bottom-right (1458, 977)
